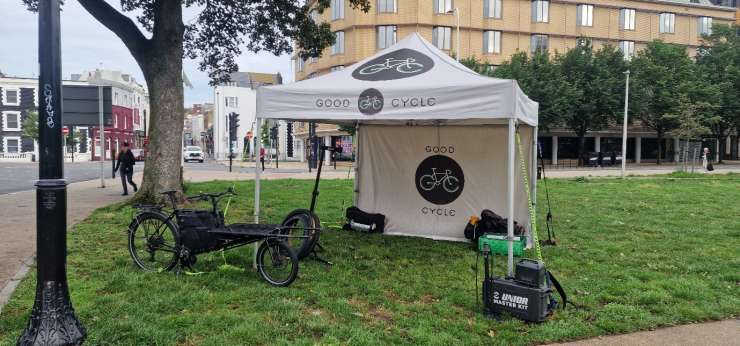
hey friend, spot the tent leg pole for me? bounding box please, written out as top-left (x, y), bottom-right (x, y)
top-left (532, 126), bottom-right (538, 248)
top-left (253, 117), bottom-right (262, 269)
top-left (353, 123), bottom-right (360, 206)
top-left (507, 118), bottom-right (515, 278)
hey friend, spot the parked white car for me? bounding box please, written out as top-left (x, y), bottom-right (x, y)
top-left (183, 146), bottom-right (204, 163)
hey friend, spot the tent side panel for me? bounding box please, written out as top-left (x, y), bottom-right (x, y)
top-left (357, 125), bottom-right (532, 241)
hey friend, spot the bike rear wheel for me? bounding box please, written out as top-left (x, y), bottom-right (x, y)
top-left (128, 211), bottom-right (179, 272)
top-left (256, 239), bottom-right (299, 287)
top-left (280, 209), bottom-right (320, 259)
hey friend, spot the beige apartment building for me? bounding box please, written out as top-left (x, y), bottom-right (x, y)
top-left (293, 0), bottom-right (738, 165)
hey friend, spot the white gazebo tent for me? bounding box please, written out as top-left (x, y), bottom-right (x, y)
top-left (255, 33), bottom-right (538, 275)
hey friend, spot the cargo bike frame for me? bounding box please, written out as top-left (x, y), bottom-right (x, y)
top-left (127, 188), bottom-right (321, 286)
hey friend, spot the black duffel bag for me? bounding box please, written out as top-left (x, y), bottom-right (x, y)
top-left (344, 206), bottom-right (385, 233)
top-left (477, 209), bottom-right (526, 236)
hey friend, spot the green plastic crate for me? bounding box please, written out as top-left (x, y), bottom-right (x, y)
top-left (478, 234), bottom-right (526, 256)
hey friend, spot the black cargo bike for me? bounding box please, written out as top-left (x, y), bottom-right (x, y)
top-left (127, 188), bottom-right (321, 286)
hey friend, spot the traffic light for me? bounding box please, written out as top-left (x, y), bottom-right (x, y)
top-left (228, 112), bottom-right (239, 139)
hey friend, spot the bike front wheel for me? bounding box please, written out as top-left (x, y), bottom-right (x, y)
top-left (280, 209), bottom-right (320, 259)
top-left (128, 211), bottom-right (180, 272)
top-left (256, 239), bottom-right (299, 287)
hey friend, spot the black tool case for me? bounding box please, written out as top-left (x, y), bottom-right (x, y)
top-left (483, 277), bottom-right (552, 322)
top-left (514, 259), bottom-right (547, 288)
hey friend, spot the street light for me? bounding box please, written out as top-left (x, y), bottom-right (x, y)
top-left (19, 0), bottom-right (86, 344)
top-left (446, 7), bottom-right (460, 61)
top-left (621, 70), bottom-right (630, 178)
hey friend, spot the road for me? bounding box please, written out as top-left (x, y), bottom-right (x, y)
top-left (0, 160), bottom-right (306, 195)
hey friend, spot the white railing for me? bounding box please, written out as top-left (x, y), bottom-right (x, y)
top-left (0, 152), bottom-right (33, 162)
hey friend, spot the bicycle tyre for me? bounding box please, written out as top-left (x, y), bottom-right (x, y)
top-left (280, 209), bottom-right (320, 259)
top-left (419, 174), bottom-right (436, 191)
top-left (256, 239), bottom-right (299, 287)
top-left (128, 211), bottom-right (180, 272)
top-left (443, 176), bottom-right (460, 193)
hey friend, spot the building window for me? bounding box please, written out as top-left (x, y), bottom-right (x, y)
top-left (2, 111), bottom-right (21, 131)
top-left (698, 17), bottom-right (713, 36)
top-left (576, 4), bottom-right (593, 27)
top-left (225, 96), bottom-right (238, 108)
top-left (530, 34), bottom-right (549, 53)
top-left (296, 58), bottom-right (305, 72)
top-left (532, 0), bottom-right (549, 23)
top-left (309, 56), bottom-right (318, 63)
top-left (330, 65), bottom-right (345, 72)
top-left (484, 0), bottom-right (502, 19)
top-left (659, 13), bottom-right (675, 34)
top-left (377, 25), bottom-right (397, 49)
top-left (619, 40), bottom-right (635, 60)
top-left (331, 0), bottom-right (344, 20)
top-left (378, 0), bottom-right (397, 13)
top-left (432, 26), bottom-right (452, 50)
top-left (434, 0), bottom-right (454, 14)
top-left (483, 30), bottom-right (502, 54)
top-left (619, 8), bottom-right (636, 31)
top-left (331, 31), bottom-right (345, 55)
top-left (4, 137), bottom-right (21, 153)
top-left (2, 88), bottom-right (20, 106)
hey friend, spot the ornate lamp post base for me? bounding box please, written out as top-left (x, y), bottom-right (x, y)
top-left (18, 281), bottom-right (85, 346)
top-left (20, 0), bottom-right (87, 343)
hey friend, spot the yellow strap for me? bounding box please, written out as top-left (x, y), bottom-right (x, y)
top-left (516, 132), bottom-right (543, 263)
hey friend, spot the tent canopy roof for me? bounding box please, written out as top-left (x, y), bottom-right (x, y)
top-left (257, 33), bottom-right (538, 126)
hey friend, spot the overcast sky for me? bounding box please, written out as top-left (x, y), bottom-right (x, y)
top-left (0, 1), bottom-right (293, 106)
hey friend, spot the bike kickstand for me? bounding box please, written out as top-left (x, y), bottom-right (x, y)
top-left (310, 242), bottom-right (333, 266)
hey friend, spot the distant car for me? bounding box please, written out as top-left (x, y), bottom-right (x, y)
top-left (130, 148), bottom-right (145, 161)
top-left (183, 146), bottom-right (204, 163)
top-left (588, 152), bottom-right (622, 167)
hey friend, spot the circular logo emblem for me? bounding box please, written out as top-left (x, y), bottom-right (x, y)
top-left (352, 48), bottom-right (435, 81)
top-left (415, 155), bottom-right (464, 205)
top-left (358, 88), bottom-right (384, 115)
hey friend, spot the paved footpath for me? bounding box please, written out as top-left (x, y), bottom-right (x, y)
top-left (1, 164), bottom-right (738, 345)
top-left (550, 319), bottom-right (740, 346)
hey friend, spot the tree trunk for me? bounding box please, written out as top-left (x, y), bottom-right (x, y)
top-left (656, 131), bottom-right (663, 165)
top-left (131, 2), bottom-right (185, 204)
top-left (577, 133), bottom-right (586, 167)
top-left (717, 135), bottom-right (726, 164)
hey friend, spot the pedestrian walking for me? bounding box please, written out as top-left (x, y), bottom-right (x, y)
top-left (259, 147), bottom-right (266, 171)
top-left (702, 147), bottom-right (709, 171)
top-left (114, 142), bottom-right (138, 196)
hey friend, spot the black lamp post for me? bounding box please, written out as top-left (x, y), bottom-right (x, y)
top-left (18, 0), bottom-right (86, 344)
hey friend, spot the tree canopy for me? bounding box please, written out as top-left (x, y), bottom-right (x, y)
top-left (24, 0), bottom-right (371, 85)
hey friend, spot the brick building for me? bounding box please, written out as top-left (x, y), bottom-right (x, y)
top-left (0, 69), bottom-right (149, 161)
top-left (293, 0), bottom-right (738, 164)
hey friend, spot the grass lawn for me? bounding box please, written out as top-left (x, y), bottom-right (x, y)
top-left (1, 174), bottom-right (739, 345)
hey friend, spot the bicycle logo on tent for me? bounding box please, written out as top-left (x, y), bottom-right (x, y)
top-left (359, 58), bottom-right (424, 76)
top-left (415, 155), bottom-right (464, 205)
top-left (419, 168), bottom-right (461, 193)
top-left (358, 88), bottom-right (384, 115)
top-left (352, 48), bottom-right (434, 81)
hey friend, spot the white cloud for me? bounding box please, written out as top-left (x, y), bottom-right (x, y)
top-left (0, 1), bottom-right (293, 106)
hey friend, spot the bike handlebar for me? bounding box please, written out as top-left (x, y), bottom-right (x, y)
top-left (187, 188), bottom-right (236, 202)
